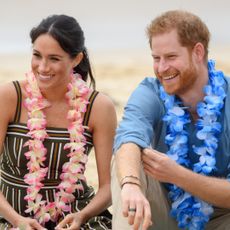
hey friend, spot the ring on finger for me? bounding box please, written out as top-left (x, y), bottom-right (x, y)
top-left (128, 208), bottom-right (136, 212)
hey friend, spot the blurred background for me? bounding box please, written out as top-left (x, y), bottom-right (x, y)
top-left (1, 0), bottom-right (230, 110)
top-left (1, 0), bottom-right (230, 53)
top-left (1, 0), bottom-right (230, 187)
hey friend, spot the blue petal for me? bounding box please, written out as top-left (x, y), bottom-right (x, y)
top-left (160, 59), bottom-right (224, 229)
top-left (197, 130), bottom-right (208, 140)
top-left (169, 106), bottom-right (185, 116)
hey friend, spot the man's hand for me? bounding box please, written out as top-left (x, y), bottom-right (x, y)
top-left (121, 183), bottom-right (152, 230)
top-left (142, 148), bottom-right (181, 184)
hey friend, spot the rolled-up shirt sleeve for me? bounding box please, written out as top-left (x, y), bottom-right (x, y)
top-left (113, 77), bottom-right (164, 153)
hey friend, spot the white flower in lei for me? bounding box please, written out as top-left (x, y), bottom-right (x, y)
top-left (160, 60), bottom-right (226, 230)
top-left (23, 71), bottom-right (89, 225)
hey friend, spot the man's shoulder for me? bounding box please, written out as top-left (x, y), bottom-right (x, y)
top-left (128, 77), bottom-right (163, 108)
top-left (139, 77), bottom-right (160, 93)
top-left (224, 75), bottom-right (230, 93)
top-left (140, 76), bottom-right (159, 85)
top-left (224, 75), bottom-right (230, 83)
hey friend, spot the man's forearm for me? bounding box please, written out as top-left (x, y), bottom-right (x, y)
top-left (174, 165), bottom-right (230, 209)
top-left (115, 143), bottom-right (142, 185)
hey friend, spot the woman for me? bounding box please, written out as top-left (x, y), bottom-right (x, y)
top-left (0, 14), bottom-right (116, 230)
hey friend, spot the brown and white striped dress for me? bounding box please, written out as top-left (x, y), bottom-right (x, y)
top-left (0, 81), bottom-right (112, 230)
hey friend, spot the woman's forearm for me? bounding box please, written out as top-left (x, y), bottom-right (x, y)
top-left (79, 183), bottom-right (111, 223)
top-left (0, 191), bottom-right (22, 226)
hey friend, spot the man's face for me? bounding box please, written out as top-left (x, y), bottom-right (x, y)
top-left (151, 29), bottom-right (198, 96)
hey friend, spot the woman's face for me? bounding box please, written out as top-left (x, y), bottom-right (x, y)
top-left (31, 34), bottom-right (80, 90)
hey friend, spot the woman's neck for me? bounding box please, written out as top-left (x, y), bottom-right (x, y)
top-left (40, 82), bottom-right (68, 103)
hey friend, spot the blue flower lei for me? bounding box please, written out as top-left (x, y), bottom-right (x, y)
top-left (160, 60), bottom-right (226, 230)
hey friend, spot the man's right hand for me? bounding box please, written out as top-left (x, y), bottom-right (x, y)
top-left (121, 183), bottom-right (152, 230)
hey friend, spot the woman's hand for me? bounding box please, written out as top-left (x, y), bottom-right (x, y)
top-left (121, 183), bottom-right (152, 230)
top-left (55, 212), bottom-right (85, 230)
top-left (13, 216), bottom-right (45, 230)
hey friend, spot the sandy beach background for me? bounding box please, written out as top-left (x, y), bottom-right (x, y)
top-left (0, 48), bottom-right (230, 190)
top-left (1, 0), bottom-right (230, 194)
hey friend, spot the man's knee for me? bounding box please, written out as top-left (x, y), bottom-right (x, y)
top-left (206, 209), bottom-right (230, 230)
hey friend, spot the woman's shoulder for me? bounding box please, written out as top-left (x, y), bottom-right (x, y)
top-left (90, 91), bottom-right (116, 117)
top-left (88, 91), bottom-right (117, 129)
top-left (0, 79), bottom-right (25, 91)
top-left (0, 81), bottom-right (23, 122)
top-left (0, 81), bottom-right (17, 101)
top-left (0, 80), bottom-right (26, 99)
top-left (92, 91), bottom-right (115, 107)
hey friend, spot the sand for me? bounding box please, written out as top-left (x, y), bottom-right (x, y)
top-left (0, 49), bottom-right (230, 189)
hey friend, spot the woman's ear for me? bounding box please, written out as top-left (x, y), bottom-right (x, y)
top-left (73, 52), bottom-right (84, 67)
top-left (192, 42), bottom-right (205, 62)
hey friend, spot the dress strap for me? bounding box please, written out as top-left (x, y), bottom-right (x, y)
top-left (12, 81), bottom-right (22, 123)
top-left (83, 91), bottom-right (99, 126)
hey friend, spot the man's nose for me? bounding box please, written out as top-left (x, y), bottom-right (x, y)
top-left (158, 59), bottom-right (169, 74)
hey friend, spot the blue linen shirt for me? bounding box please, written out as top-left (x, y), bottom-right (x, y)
top-left (114, 76), bottom-right (230, 179)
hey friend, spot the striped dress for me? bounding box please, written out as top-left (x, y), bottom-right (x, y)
top-left (0, 81), bottom-right (112, 230)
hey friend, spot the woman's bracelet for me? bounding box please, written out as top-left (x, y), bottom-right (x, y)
top-left (121, 181), bottom-right (141, 189)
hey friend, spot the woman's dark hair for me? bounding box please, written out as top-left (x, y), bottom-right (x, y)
top-left (30, 14), bottom-right (95, 88)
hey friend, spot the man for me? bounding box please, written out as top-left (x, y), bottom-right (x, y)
top-left (112, 10), bottom-right (230, 230)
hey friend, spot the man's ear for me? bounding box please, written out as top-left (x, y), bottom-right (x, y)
top-left (192, 42), bottom-right (205, 62)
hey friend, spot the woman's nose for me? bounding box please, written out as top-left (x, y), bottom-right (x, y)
top-left (38, 60), bottom-right (50, 73)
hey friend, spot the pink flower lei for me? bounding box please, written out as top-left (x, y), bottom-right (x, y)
top-left (23, 71), bottom-right (90, 225)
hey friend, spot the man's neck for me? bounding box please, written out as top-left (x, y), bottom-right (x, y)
top-left (179, 66), bottom-right (209, 113)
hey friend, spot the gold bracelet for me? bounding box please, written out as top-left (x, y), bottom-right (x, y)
top-left (121, 181), bottom-right (141, 189)
top-left (120, 175), bottom-right (140, 185)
